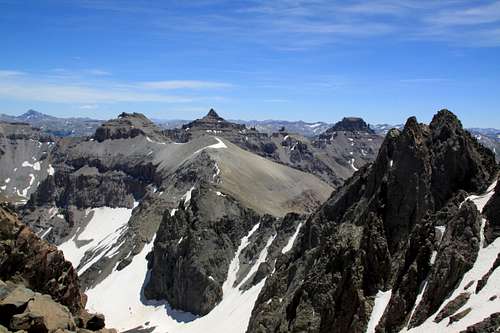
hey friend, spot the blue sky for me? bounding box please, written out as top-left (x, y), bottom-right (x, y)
top-left (0, 0), bottom-right (499, 127)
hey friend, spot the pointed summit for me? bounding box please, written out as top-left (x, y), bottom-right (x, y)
top-left (182, 108), bottom-right (245, 132)
top-left (207, 108), bottom-right (220, 118)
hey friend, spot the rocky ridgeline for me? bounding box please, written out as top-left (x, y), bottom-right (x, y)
top-left (165, 109), bottom-right (382, 186)
top-left (0, 121), bottom-right (54, 142)
top-left (247, 110), bottom-right (498, 333)
top-left (0, 204), bottom-right (114, 333)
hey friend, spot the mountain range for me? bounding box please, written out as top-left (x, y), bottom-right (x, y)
top-left (2, 110), bottom-right (498, 162)
top-left (0, 108), bottom-right (499, 333)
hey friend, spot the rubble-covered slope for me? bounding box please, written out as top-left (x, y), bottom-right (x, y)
top-left (166, 109), bottom-right (383, 187)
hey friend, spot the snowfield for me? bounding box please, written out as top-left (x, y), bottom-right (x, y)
top-left (84, 222), bottom-right (273, 333)
top-left (58, 204), bottom-right (137, 274)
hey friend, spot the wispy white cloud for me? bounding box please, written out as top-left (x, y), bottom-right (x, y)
top-left (141, 80), bottom-right (232, 90)
top-left (426, 1), bottom-right (500, 26)
top-left (44, 0), bottom-right (499, 50)
top-left (0, 70), bottom-right (26, 77)
top-left (85, 69), bottom-right (112, 76)
top-left (399, 78), bottom-right (451, 83)
top-left (0, 70), bottom-right (232, 104)
top-left (80, 104), bottom-right (99, 109)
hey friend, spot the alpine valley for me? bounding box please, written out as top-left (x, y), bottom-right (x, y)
top-left (0, 108), bottom-right (499, 333)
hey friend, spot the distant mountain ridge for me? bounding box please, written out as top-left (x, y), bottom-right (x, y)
top-left (0, 110), bottom-right (103, 137)
top-left (1, 110), bottom-right (498, 159)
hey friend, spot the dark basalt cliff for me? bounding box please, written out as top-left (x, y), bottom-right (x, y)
top-left (247, 110), bottom-right (497, 333)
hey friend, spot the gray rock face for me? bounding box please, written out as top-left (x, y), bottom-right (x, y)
top-left (484, 181), bottom-right (500, 245)
top-left (247, 110), bottom-right (497, 333)
top-left (144, 185), bottom-right (262, 315)
top-left (144, 182), bottom-right (306, 315)
top-left (0, 122), bottom-right (56, 205)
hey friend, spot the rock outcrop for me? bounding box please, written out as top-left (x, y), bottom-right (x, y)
top-left (144, 183), bottom-right (306, 315)
top-left (325, 117), bottom-right (375, 134)
top-left (0, 204), bottom-right (85, 314)
top-left (94, 112), bottom-right (167, 143)
top-left (247, 110), bottom-right (497, 333)
top-left (0, 204), bottom-right (115, 333)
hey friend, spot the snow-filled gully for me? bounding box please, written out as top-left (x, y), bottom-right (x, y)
top-left (403, 181), bottom-right (499, 333)
top-left (365, 181), bottom-right (499, 333)
top-left (82, 221), bottom-right (274, 333)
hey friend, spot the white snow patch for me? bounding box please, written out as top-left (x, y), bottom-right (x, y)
top-left (58, 204), bottom-right (136, 273)
top-left (366, 289), bottom-right (392, 333)
top-left (307, 123), bottom-right (322, 128)
top-left (47, 164), bottom-right (55, 176)
top-left (350, 158), bottom-right (359, 171)
top-left (86, 221), bottom-right (269, 333)
top-left (40, 227), bottom-right (52, 239)
top-left (146, 136), bottom-right (166, 145)
top-left (223, 223), bottom-right (260, 295)
top-left (193, 137), bottom-right (227, 155)
top-left (239, 234), bottom-right (276, 288)
top-left (183, 186), bottom-right (195, 205)
top-left (435, 226), bottom-right (446, 242)
top-left (215, 191), bottom-right (225, 197)
top-left (389, 160), bottom-right (393, 168)
top-left (282, 222), bottom-right (303, 254)
top-left (5, 178), bottom-right (10, 183)
top-left (170, 208), bottom-right (178, 217)
top-left (406, 181), bottom-right (500, 332)
top-left (0, 185), bottom-right (6, 191)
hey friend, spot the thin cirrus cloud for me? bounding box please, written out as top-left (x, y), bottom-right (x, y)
top-left (0, 70), bottom-right (232, 104)
top-left (0, 70), bottom-right (26, 77)
top-left (141, 80), bottom-right (233, 90)
top-left (61, 0), bottom-right (500, 49)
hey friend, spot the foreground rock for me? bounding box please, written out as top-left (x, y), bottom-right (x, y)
top-left (0, 204), bottom-right (115, 333)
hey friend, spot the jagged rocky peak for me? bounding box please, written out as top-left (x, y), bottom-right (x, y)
top-left (182, 108), bottom-right (246, 131)
top-left (328, 116), bottom-right (374, 133)
top-left (204, 108), bottom-right (224, 121)
top-left (93, 112), bottom-right (166, 142)
top-left (247, 109), bottom-right (498, 333)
